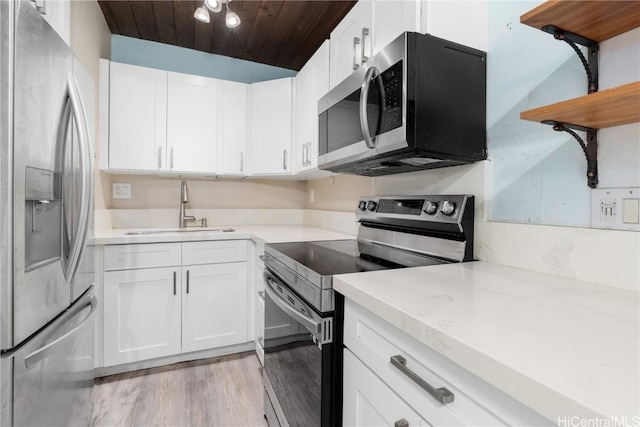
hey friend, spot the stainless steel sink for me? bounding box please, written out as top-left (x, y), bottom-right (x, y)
top-left (125, 228), bottom-right (235, 235)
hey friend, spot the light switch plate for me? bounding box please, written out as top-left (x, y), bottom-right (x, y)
top-left (112, 183), bottom-right (131, 200)
top-left (591, 187), bottom-right (640, 231)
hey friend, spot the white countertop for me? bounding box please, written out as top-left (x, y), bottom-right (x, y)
top-left (334, 261), bottom-right (640, 423)
top-left (95, 225), bottom-right (354, 245)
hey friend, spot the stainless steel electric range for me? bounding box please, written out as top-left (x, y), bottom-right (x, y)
top-left (262, 194), bottom-right (475, 427)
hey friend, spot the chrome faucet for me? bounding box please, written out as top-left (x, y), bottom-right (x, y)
top-left (179, 180), bottom-right (196, 228)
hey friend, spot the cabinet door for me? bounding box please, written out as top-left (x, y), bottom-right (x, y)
top-left (38, 0), bottom-right (70, 45)
top-left (248, 78), bottom-right (293, 174)
top-left (109, 62), bottom-right (168, 171)
top-left (103, 267), bottom-right (181, 366)
top-left (293, 40), bottom-right (330, 173)
top-left (167, 72), bottom-right (218, 174)
top-left (329, 1), bottom-right (372, 89)
top-left (218, 80), bottom-right (248, 176)
top-left (370, 0), bottom-right (420, 58)
top-left (343, 349), bottom-right (425, 427)
top-left (181, 263), bottom-right (248, 353)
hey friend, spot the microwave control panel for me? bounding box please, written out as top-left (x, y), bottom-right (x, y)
top-left (379, 60), bottom-right (403, 134)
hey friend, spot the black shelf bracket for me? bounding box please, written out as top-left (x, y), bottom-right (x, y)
top-left (541, 25), bottom-right (599, 93)
top-left (543, 120), bottom-right (598, 188)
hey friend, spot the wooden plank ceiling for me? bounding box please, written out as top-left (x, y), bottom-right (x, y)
top-left (98, 0), bottom-right (357, 71)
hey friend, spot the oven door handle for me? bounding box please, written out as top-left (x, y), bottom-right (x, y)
top-left (264, 275), bottom-right (321, 336)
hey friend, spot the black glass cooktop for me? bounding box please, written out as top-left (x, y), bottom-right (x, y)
top-left (266, 239), bottom-right (446, 277)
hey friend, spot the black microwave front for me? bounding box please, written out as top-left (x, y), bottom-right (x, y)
top-left (318, 32), bottom-right (487, 176)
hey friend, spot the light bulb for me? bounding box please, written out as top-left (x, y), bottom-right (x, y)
top-left (225, 10), bottom-right (240, 28)
top-left (194, 5), bottom-right (210, 23)
top-left (205, 0), bottom-right (221, 13)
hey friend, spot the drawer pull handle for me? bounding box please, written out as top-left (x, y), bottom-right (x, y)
top-left (394, 419), bottom-right (409, 427)
top-left (390, 355), bottom-right (454, 404)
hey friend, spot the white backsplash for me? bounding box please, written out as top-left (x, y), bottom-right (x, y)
top-left (476, 221), bottom-right (639, 292)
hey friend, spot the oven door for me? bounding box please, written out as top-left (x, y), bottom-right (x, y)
top-left (263, 269), bottom-right (336, 427)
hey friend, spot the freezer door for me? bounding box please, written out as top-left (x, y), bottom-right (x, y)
top-left (8, 287), bottom-right (96, 427)
top-left (11, 0), bottom-right (94, 346)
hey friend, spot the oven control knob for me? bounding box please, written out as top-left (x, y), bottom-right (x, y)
top-left (440, 201), bottom-right (456, 216)
top-left (423, 201), bottom-right (438, 215)
top-left (367, 201), bottom-right (378, 211)
top-left (358, 201), bottom-right (367, 211)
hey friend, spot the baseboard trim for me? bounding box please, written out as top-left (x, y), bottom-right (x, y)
top-left (94, 341), bottom-right (256, 377)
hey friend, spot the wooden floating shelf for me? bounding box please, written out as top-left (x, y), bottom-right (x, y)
top-left (521, 1), bottom-right (640, 43)
top-left (520, 81), bottom-right (640, 129)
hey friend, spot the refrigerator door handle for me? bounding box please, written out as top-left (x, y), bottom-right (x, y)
top-left (24, 294), bottom-right (97, 369)
top-left (64, 73), bottom-right (93, 283)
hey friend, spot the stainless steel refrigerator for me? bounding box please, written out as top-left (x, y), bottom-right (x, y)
top-left (1, 1), bottom-right (96, 425)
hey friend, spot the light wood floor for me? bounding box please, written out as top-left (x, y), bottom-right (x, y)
top-left (91, 352), bottom-right (267, 427)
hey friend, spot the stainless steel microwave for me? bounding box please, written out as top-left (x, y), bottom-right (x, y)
top-left (318, 32), bottom-right (487, 176)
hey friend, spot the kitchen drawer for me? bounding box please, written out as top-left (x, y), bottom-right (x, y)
top-left (343, 348), bottom-right (425, 427)
top-left (104, 243), bottom-right (181, 271)
top-left (182, 240), bottom-right (247, 265)
top-left (343, 300), bottom-right (550, 426)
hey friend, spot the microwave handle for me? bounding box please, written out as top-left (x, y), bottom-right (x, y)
top-left (360, 66), bottom-right (379, 149)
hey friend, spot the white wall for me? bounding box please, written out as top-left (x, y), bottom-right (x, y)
top-left (487, 1), bottom-right (640, 226)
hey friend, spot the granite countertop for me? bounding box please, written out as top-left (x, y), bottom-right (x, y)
top-left (334, 261), bottom-right (639, 423)
top-left (94, 225), bottom-right (355, 245)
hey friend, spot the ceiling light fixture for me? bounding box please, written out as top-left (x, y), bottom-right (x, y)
top-left (205, 0), bottom-right (222, 13)
top-left (193, 4), bottom-right (210, 23)
top-left (194, 0), bottom-right (240, 28)
top-left (225, 1), bottom-right (241, 28)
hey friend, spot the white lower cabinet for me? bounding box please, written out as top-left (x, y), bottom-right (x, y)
top-left (104, 267), bottom-right (182, 365)
top-left (344, 349), bottom-right (425, 427)
top-left (343, 299), bottom-right (552, 427)
top-left (181, 263), bottom-right (247, 353)
top-left (103, 241), bottom-right (249, 367)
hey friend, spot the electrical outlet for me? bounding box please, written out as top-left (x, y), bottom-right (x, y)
top-left (112, 183), bottom-right (131, 200)
top-left (309, 189), bottom-right (315, 203)
top-left (591, 187), bottom-right (640, 231)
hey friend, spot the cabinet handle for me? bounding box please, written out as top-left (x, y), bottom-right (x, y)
top-left (353, 37), bottom-right (361, 70)
top-left (307, 142), bottom-right (312, 165)
top-left (158, 147), bottom-right (162, 169)
top-left (186, 270), bottom-right (190, 294)
top-left (173, 271), bottom-right (176, 295)
top-left (257, 336), bottom-right (264, 347)
top-left (390, 355), bottom-right (454, 404)
top-left (283, 149), bottom-right (287, 171)
top-left (361, 27), bottom-right (370, 63)
top-left (240, 152), bottom-right (244, 173)
top-left (170, 147), bottom-right (174, 169)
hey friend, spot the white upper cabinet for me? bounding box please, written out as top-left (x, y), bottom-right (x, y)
top-left (36, 0), bottom-right (70, 46)
top-left (218, 80), bottom-right (248, 176)
top-left (420, 0), bottom-right (488, 51)
top-left (293, 40), bottom-right (330, 174)
top-left (329, 1), bottom-right (372, 89)
top-left (248, 78), bottom-right (293, 175)
top-left (371, 0), bottom-right (421, 55)
top-left (167, 72), bottom-right (218, 174)
top-left (109, 62), bottom-right (168, 171)
top-left (329, 0), bottom-right (420, 89)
